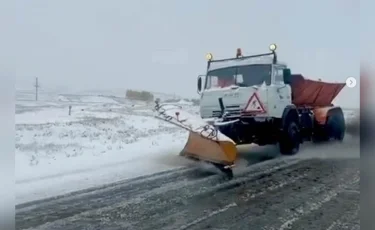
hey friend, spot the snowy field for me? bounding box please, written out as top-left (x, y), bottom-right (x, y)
top-left (15, 93), bottom-right (197, 204)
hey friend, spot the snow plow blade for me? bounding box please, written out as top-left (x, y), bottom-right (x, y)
top-left (181, 131), bottom-right (237, 166)
top-left (153, 101), bottom-right (237, 167)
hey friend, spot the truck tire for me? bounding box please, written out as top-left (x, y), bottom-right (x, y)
top-left (279, 121), bottom-right (301, 155)
top-left (326, 110), bottom-right (345, 141)
top-left (313, 109), bottom-right (345, 143)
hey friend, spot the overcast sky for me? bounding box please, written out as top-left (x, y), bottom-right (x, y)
top-left (12, 0), bottom-right (360, 107)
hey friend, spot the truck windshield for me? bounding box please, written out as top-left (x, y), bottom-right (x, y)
top-left (205, 64), bottom-right (272, 89)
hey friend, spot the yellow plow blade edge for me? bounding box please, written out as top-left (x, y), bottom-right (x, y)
top-left (152, 101), bottom-right (237, 167)
top-left (180, 131), bottom-right (237, 166)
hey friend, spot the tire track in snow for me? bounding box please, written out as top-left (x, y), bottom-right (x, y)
top-left (16, 166), bottom-right (214, 229)
top-left (277, 177), bottom-right (359, 230)
top-left (280, 175), bottom-right (360, 230)
top-left (174, 159), bottom-right (358, 230)
top-left (16, 158), bottom-right (182, 184)
top-left (16, 166), bottom-right (192, 209)
top-left (178, 202), bottom-right (238, 230)
top-left (16, 157), bottom-right (299, 230)
top-left (16, 156), bottom-right (359, 230)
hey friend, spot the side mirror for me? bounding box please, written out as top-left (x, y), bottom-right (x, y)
top-left (197, 75), bottom-right (205, 94)
top-left (283, 68), bottom-right (292, 84)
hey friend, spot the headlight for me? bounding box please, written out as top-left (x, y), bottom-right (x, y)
top-left (269, 43), bottom-right (277, 51)
top-left (206, 53), bottom-right (213, 61)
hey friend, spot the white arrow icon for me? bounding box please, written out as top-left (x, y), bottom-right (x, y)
top-left (346, 77), bottom-right (357, 88)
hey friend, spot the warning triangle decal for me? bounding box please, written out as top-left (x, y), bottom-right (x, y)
top-left (242, 92), bottom-right (266, 114)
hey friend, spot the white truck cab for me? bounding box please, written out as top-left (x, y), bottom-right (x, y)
top-left (197, 44), bottom-right (292, 121)
top-left (193, 44), bottom-right (345, 156)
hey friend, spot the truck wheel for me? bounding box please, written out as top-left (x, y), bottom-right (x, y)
top-left (326, 111), bottom-right (345, 141)
top-left (312, 109), bottom-right (345, 143)
top-left (279, 121), bottom-right (301, 155)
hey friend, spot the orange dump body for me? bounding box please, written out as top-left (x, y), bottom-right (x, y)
top-left (290, 74), bottom-right (346, 107)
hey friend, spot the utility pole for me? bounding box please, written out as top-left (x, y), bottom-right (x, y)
top-left (34, 77), bottom-right (39, 101)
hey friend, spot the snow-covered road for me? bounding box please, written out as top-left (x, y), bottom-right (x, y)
top-left (16, 139), bottom-right (360, 230)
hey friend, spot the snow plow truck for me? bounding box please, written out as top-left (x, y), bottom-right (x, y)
top-left (154, 44), bottom-right (346, 178)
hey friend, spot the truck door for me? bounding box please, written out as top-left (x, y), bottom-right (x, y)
top-left (269, 65), bottom-right (292, 118)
